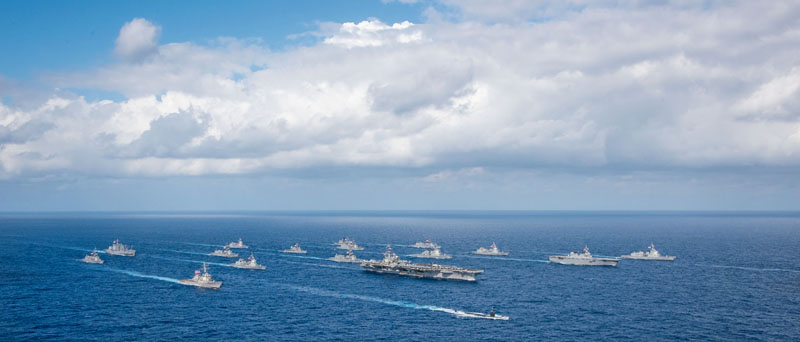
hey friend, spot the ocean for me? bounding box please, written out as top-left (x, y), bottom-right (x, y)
top-left (1, 211), bottom-right (798, 341)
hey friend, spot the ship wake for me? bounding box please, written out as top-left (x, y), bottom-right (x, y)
top-left (34, 243), bottom-right (107, 254)
top-left (100, 267), bottom-right (182, 284)
top-left (282, 284), bottom-right (509, 320)
top-left (695, 263), bottom-right (800, 274)
top-left (157, 248), bottom-right (215, 257)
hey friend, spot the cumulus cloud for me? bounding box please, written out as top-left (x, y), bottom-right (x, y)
top-left (114, 18), bottom-right (161, 61)
top-left (2, 1), bottom-right (800, 181)
top-left (324, 20), bottom-right (422, 48)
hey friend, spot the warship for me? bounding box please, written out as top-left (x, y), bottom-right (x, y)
top-left (231, 253), bottom-right (266, 270)
top-left (179, 263), bottom-right (222, 289)
top-left (621, 243), bottom-right (676, 261)
top-left (104, 239), bottom-right (136, 256)
top-left (471, 242), bottom-right (509, 256)
top-left (226, 238), bottom-right (248, 249)
top-left (361, 246), bottom-right (484, 281)
top-left (328, 250), bottom-right (362, 263)
top-left (334, 237), bottom-right (352, 246)
top-left (282, 243), bottom-right (307, 254)
top-left (410, 240), bottom-right (440, 249)
top-left (409, 246), bottom-right (452, 259)
top-left (209, 246), bottom-right (239, 258)
top-left (81, 248), bottom-right (104, 264)
top-left (335, 238), bottom-right (364, 251)
top-left (549, 246), bottom-right (619, 266)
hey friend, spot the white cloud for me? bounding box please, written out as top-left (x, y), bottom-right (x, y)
top-left (114, 18), bottom-right (161, 61)
top-left (3, 1), bottom-right (800, 180)
top-left (324, 20), bottom-right (422, 48)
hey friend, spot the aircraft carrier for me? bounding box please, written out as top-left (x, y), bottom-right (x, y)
top-left (361, 246), bottom-right (483, 281)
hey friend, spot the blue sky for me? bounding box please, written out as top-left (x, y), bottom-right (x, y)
top-left (0, 1), bottom-right (424, 79)
top-left (1, 1), bottom-right (800, 211)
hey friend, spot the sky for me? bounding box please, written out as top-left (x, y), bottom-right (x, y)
top-left (1, 0), bottom-right (799, 211)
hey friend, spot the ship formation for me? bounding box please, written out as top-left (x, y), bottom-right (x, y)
top-left (77, 235), bottom-right (677, 319)
top-left (361, 246), bottom-right (484, 281)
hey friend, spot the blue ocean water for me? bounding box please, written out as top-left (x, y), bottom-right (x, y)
top-left (1, 211), bottom-right (799, 341)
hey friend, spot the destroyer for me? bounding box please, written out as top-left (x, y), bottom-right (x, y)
top-left (472, 242), bottom-right (509, 256)
top-left (81, 248), bottom-right (104, 264)
top-left (104, 239), bottom-right (136, 256)
top-left (329, 250), bottom-right (362, 263)
top-left (226, 238), bottom-right (248, 249)
top-left (231, 253), bottom-right (266, 270)
top-left (361, 246), bottom-right (483, 281)
top-left (335, 238), bottom-right (364, 251)
top-left (549, 246), bottom-right (619, 266)
top-left (179, 263), bottom-right (222, 289)
top-left (622, 243), bottom-right (676, 261)
top-left (410, 240), bottom-right (440, 249)
top-left (282, 243), bottom-right (307, 254)
top-left (409, 246), bottom-right (452, 259)
top-left (209, 246), bottom-right (238, 258)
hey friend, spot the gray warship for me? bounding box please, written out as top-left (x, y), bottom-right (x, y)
top-left (410, 240), bottom-right (440, 249)
top-left (549, 246), bottom-right (619, 266)
top-left (231, 253), bottom-right (266, 270)
top-left (361, 245), bottom-right (484, 281)
top-left (409, 246), bottom-right (452, 259)
top-left (329, 250), bottom-right (362, 263)
top-left (472, 242), bottom-right (509, 256)
top-left (104, 239), bottom-right (136, 256)
top-left (179, 263), bottom-right (222, 289)
top-left (226, 238), bottom-right (248, 249)
top-left (335, 237), bottom-right (364, 251)
top-left (209, 246), bottom-right (238, 258)
top-left (81, 248), bottom-right (104, 264)
top-left (282, 243), bottom-right (307, 254)
top-left (621, 243), bottom-right (676, 261)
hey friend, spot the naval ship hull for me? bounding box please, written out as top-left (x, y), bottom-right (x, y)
top-left (471, 251), bottom-right (509, 256)
top-left (209, 252), bottom-right (238, 258)
top-left (621, 255), bottom-right (676, 261)
top-left (179, 279), bottom-right (222, 289)
top-left (361, 263), bottom-right (483, 281)
top-left (231, 264), bottom-right (266, 270)
top-left (104, 249), bottom-right (135, 256)
top-left (549, 256), bottom-right (619, 266)
top-left (329, 257), bottom-right (362, 263)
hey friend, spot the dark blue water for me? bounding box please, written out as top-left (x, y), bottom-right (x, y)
top-left (1, 212), bottom-right (799, 341)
